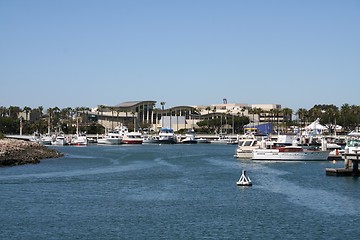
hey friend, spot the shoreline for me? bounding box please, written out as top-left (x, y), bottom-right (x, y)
top-left (0, 139), bottom-right (63, 167)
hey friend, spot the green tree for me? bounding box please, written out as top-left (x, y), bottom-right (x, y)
top-left (282, 107), bottom-right (293, 133)
top-left (8, 106), bottom-right (21, 119)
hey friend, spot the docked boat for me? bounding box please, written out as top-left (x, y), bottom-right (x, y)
top-left (235, 134), bottom-right (298, 159)
top-left (158, 128), bottom-right (176, 144)
top-left (196, 137), bottom-right (210, 144)
top-left (51, 133), bottom-right (68, 146)
top-left (97, 125), bottom-right (128, 145)
top-left (122, 132), bottom-right (143, 144)
top-left (181, 129), bottom-right (197, 144)
top-left (30, 132), bottom-right (52, 145)
top-left (40, 135), bottom-right (53, 145)
top-left (234, 135), bottom-right (260, 159)
top-left (142, 135), bottom-right (160, 144)
top-left (70, 119), bottom-right (88, 145)
top-left (210, 135), bottom-right (236, 144)
top-left (97, 132), bottom-right (122, 144)
top-left (342, 138), bottom-right (360, 160)
top-left (252, 145), bottom-right (331, 161)
top-left (325, 142), bottom-right (343, 160)
top-left (70, 133), bottom-right (88, 146)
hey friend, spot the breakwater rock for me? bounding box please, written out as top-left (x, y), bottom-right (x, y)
top-left (0, 139), bottom-right (63, 166)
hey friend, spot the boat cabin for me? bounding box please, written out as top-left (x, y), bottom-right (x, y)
top-left (278, 146), bottom-right (303, 152)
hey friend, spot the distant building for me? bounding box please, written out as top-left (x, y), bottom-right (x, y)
top-left (244, 122), bottom-right (273, 135)
top-left (251, 104), bottom-right (281, 111)
top-left (91, 101), bottom-right (197, 131)
top-left (91, 100), bottom-right (287, 133)
top-left (91, 101), bottom-right (156, 130)
top-left (18, 110), bottom-right (41, 122)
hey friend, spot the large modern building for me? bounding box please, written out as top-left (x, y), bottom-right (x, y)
top-left (91, 101), bottom-right (198, 131)
top-left (90, 100), bottom-right (288, 132)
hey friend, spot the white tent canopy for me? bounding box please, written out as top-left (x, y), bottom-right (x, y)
top-left (305, 118), bottom-right (327, 131)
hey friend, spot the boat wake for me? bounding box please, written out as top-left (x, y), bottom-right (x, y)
top-left (66, 154), bottom-right (97, 159)
top-left (0, 161), bottom-right (153, 182)
top-left (153, 157), bottom-right (179, 171)
top-left (254, 165), bottom-right (358, 216)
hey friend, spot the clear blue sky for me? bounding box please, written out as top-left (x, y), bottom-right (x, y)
top-left (1, 0), bottom-right (359, 111)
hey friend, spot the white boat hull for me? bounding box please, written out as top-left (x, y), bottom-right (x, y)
top-left (97, 138), bottom-right (121, 145)
top-left (71, 138), bottom-right (88, 145)
top-left (196, 138), bottom-right (210, 144)
top-left (158, 128), bottom-right (176, 144)
top-left (142, 136), bottom-right (159, 144)
top-left (210, 140), bottom-right (229, 144)
top-left (52, 137), bottom-right (68, 146)
top-left (235, 150), bottom-right (253, 159)
top-left (122, 132), bottom-right (143, 144)
top-left (158, 137), bottom-right (176, 144)
top-left (252, 149), bottom-right (331, 161)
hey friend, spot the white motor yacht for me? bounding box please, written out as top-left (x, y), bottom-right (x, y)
top-left (122, 132), bottom-right (143, 144)
top-left (51, 133), bottom-right (68, 146)
top-left (181, 129), bottom-right (197, 144)
top-left (235, 135), bottom-right (260, 159)
top-left (142, 135), bottom-right (160, 144)
top-left (71, 133), bottom-right (88, 146)
top-left (158, 128), bottom-right (176, 144)
top-left (343, 138), bottom-right (360, 160)
top-left (252, 145), bottom-right (330, 161)
top-left (97, 125), bottom-right (128, 145)
top-left (30, 132), bottom-right (52, 145)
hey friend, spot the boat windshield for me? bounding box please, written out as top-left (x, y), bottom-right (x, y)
top-left (160, 128), bottom-right (174, 133)
top-left (244, 140), bottom-right (254, 146)
top-left (347, 139), bottom-right (360, 147)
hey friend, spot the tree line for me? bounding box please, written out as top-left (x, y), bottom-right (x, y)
top-left (0, 106), bottom-right (103, 136)
top-left (1, 103), bottom-right (360, 136)
top-left (244, 104), bottom-right (360, 134)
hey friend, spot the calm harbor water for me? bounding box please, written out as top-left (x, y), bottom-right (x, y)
top-left (1, 144), bottom-right (359, 239)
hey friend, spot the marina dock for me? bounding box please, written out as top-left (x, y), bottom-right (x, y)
top-left (326, 152), bottom-right (360, 177)
top-left (325, 167), bottom-right (359, 177)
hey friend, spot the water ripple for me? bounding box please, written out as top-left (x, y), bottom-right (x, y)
top-left (0, 161), bottom-right (153, 182)
top-left (255, 165), bottom-right (358, 216)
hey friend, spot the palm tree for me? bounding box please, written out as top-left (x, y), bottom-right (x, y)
top-left (60, 107), bottom-right (73, 134)
top-left (38, 106), bottom-right (43, 117)
top-left (131, 111), bottom-right (136, 131)
top-left (109, 107), bottom-right (115, 129)
top-left (46, 108), bottom-right (53, 134)
top-left (340, 104), bottom-right (351, 130)
top-left (282, 108), bottom-right (293, 133)
top-left (8, 106), bottom-right (21, 119)
top-left (160, 102), bottom-right (166, 127)
top-left (97, 105), bottom-right (106, 128)
top-left (52, 107), bottom-right (61, 132)
top-left (225, 109), bottom-right (231, 134)
top-left (241, 107), bottom-right (246, 117)
top-left (0, 106), bottom-right (7, 117)
top-left (23, 106), bottom-right (31, 121)
top-left (296, 108), bottom-right (308, 133)
top-left (272, 108), bottom-right (281, 133)
top-left (252, 107), bottom-right (263, 131)
top-left (205, 106), bottom-right (211, 114)
top-left (212, 106), bottom-right (217, 120)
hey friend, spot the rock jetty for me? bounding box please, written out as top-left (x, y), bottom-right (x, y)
top-left (0, 139), bottom-right (63, 166)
